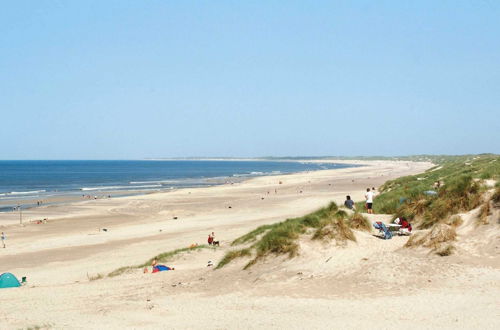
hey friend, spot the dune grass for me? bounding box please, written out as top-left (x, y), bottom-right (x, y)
top-left (23, 324), bottom-right (53, 330)
top-left (446, 215), bottom-right (463, 228)
top-left (492, 186), bottom-right (500, 205)
top-left (231, 224), bottom-right (276, 246)
top-left (219, 154), bottom-right (499, 267)
top-left (477, 199), bottom-right (492, 225)
top-left (312, 216), bottom-right (355, 243)
top-left (405, 223), bottom-right (457, 256)
top-left (218, 202), bottom-right (359, 269)
top-left (215, 248), bottom-right (252, 269)
top-left (354, 154), bottom-right (498, 229)
top-left (87, 273), bottom-right (104, 281)
top-left (348, 212), bottom-right (371, 231)
top-left (108, 244), bottom-right (209, 277)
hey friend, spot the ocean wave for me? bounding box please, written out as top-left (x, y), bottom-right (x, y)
top-left (233, 170), bottom-right (282, 177)
top-left (8, 190), bottom-right (46, 195)
top-left (81, 185), bottom-right (162, 191)
top-left (130, 180), bottom-right (179, 184)
top-left (128, 184), bottom-right (162, 189)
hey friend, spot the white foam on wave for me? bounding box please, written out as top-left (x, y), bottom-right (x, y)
top-left (128, 184), bottom-right (162, 189)
top-left (81, 184), bottom-right (162, 191)
top-left (129, 180), bottom-right (176, 184)
top-left (8, 190), bottom-right (46, 195)
top-left (81, 186), bottom-right (123, 191)
top-left (233, 170), bottom-right (282, 177)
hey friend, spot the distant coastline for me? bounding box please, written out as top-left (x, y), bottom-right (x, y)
top-left (0, 159), bottom-right (360, 212)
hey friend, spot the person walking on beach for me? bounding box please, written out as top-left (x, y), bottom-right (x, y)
top-left (365, 188), bottom-right (374, 214)
top-left (1, 232), bottom-right (6, 248)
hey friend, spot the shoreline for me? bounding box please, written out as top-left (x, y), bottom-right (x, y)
top-left (0, 159), bottom-right (363, 215)
top-left (0, 159), bottom-right (430, 252)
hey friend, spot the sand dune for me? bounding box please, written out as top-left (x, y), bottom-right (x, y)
top-left (1, 160), bottom-right (499, 329)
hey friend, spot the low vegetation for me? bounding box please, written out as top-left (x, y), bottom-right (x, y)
top-left (312, 216), bottom-right (355, 243)
top-left (215, 248), bottom-right (252, 269)
top-left (219, 154), bottom-right (498, 267)
top-left (446, 215), bottom-right (463, 228)
top-left (218, 202), bottom-right (361, 269)
top-left (22, 324), bottom-right (53, 330)
top-left (477, 200), bottom-right (491, 225)
top-left (108, 245), bottom-right (208, 277)
top-left (348, 212), bottom-right (371, 231)
top-left (87, 273), bottom-right (104, 281)
top-left (356, 154), bottom-right (498, 229)
top-left (405, 223), bottom-right (457, 256)
top-left (231, 224), bottom-right (276, 246)
top-left (492, 186), bottom-right (500, 206)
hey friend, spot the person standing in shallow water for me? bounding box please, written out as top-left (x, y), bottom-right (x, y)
top-left (365, 188), bottom-right (374, 214)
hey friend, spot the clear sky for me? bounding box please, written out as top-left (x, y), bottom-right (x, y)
top-left (1, 1), bottom-right (499, 159)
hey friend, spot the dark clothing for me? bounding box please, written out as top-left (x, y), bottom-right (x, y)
top-left (344, 199), bottom-right (354, 209)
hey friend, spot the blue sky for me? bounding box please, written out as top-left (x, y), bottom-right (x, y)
top-left (1, 0), bottom-right (499, 159)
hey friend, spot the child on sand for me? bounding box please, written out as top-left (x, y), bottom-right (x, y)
top-left (1, 232), bottom-right (5, 248)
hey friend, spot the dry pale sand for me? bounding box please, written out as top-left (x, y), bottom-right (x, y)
top-left (1, 160), bottom-right (499, 329)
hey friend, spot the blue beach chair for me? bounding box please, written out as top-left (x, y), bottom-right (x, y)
top-left (373, 222), bottom-right (393, 239)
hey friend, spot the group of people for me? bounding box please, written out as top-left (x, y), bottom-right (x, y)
top-left (343, 187), bottom-right (377, 214)
top-left (341, 187), bottom-right (415, 239)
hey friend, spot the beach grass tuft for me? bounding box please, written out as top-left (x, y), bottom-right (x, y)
top-left (219, 202), bottom-right (359, 269)
top-left (492, 186), bottom-right (500, 206)
top-left (216, 248), bottom-right (252, 269)
top-left (312, 216), bottom-right (356, 243)
top-left (446, 215), bottom-right (463, 228)
top-left (405, 223), bottom-right (457, 255)
top-left (87, 273), bottom-right (104, 281)
top-left (108, 244), bottom-right (208, 277)
top-left (231, 224), bottom-right (276, 246)
top-left (477, 200), bottom-right (491, 225)
top-left (348, 212), bottom-right (371, 231)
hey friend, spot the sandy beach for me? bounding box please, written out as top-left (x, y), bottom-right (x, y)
top-left (1, 160), bottom-right (499, 329)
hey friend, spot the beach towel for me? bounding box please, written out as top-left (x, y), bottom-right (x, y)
top-left (152, 265), bottom-right (172, 273)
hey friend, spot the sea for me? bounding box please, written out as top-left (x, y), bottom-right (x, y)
top-left (0, 160), bottom-right (357, 211)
